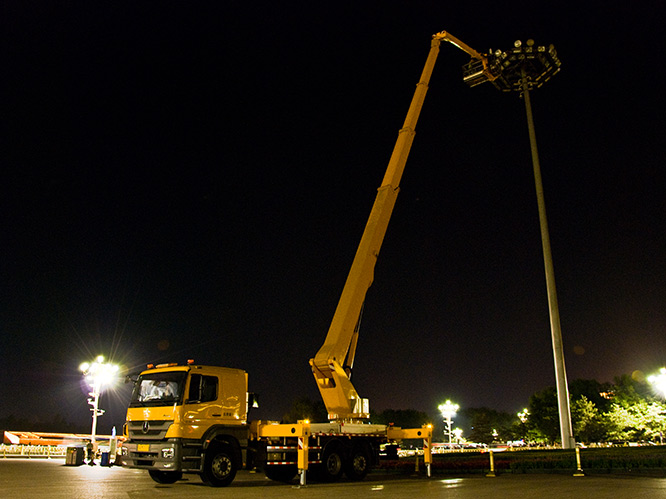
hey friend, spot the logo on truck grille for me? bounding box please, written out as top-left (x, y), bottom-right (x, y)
top-left (142, 421), bottom-right (150, 434)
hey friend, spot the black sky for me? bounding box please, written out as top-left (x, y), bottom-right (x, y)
top-left (3, 1), bottom-right (665, 433)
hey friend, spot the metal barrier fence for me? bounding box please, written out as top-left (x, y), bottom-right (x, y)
top-left (1, 444), bottom-right (67, 458)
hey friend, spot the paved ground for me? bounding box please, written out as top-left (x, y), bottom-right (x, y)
top-left (1, 458), bottom-right (666, 498)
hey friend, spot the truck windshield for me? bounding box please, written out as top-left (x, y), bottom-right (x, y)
top-left (130, 371), bottom-right (187, 407)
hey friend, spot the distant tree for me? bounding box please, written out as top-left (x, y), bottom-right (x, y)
top-left (464, 407), bottom-right (515, 444)
top-left (606, 400), bottom-right (666, 442)
top-left (530, 383), bottom-right (615, 444)
top-left (527, 387), bottom-right (560, 443)
top-left (569, 379), bottom-right (614, 413)
top-left (526, 374), bottom-right (665, 445)
top-left (371, 409), bottom-right (430, 429)
top-left (571, 395), bottom-right (609, 443)
top-left (612, 373), bottom-right (653, 407)
top-left (282, 397), bottom-right (327, 423)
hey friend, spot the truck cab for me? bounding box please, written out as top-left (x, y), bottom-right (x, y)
top-left (122, 363), bottom-right (252, 486)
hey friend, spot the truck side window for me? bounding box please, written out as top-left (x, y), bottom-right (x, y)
top-left (187, 374), bottom-right (218, 403)
top-left (201, 376), bottom-right (217, 402)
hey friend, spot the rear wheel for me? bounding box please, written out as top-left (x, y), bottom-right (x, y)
top-left (345, 444), bottom-right (370, 480)
top-left (148, 470), bottom-right (182, 484)
top-left (317, 443), bottom-right (343, 482)
top-left (201, 443), bottom-right (237, 487)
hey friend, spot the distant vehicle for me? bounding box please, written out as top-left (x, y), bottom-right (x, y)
top-left (379, 443), bottom-right (400, 459)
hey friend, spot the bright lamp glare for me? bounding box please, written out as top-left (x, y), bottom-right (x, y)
top-left (438, 400), bottom-right (459, 417)
top-left (80, 356), bottom-right (119, 389)
top-left (648, 367), bottom-right (666, 397)
top-left (97, 365), bottom-right (118, 386)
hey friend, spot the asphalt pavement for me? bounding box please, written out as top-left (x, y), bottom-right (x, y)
top-left (1, 458), bottom-right (666, 498)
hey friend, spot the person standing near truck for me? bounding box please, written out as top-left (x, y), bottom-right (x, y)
top-left (86, 440), bottom-right (95, 466)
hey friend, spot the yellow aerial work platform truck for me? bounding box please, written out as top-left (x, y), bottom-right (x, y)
top-left (121, 30), bottom-right (495, 487)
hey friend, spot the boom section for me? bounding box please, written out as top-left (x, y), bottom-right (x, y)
top-left (434, 30), bottom-right (501, 87)
top-left (309, 35), bottom-right (444, 422)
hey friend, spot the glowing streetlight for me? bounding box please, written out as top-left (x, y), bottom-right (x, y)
top-left (79, 355), bottom-right (119, 443)
top-left (438, 400), bottom-right (460, 445)
top-left (648, 368), bottom-right (666, 398)
top-left (517, 408), bottom-right (530, 424)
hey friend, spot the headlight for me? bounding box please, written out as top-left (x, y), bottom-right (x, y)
top-left (162, 448), bottom-right (175, 459)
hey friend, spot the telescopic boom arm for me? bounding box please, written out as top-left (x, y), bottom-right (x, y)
top-left (309, 31), bottom-right (492, 422)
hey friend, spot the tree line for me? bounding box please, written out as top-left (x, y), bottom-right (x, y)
top-left (282, 373), bottom-right (666, 446)
top-left (466, 374), bottom-right (666, 445)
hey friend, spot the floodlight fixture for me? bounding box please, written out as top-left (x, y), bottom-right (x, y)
top-left (483, 39), bottom-right (562, 92)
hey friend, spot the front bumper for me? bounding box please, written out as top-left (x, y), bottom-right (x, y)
top-left (121, 439), bottom-right (182, 471)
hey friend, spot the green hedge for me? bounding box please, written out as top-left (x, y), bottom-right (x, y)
top-left (377, 446), bottom-right (666, 475)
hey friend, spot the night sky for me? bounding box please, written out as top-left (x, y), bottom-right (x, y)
top-left (3, 2), bottom-right (665, 434)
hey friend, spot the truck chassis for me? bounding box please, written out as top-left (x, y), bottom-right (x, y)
top-left (122, 419), bottom-right (432, 486)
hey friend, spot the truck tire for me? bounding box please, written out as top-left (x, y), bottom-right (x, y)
top-left (148, 470), bottom-right (182, 484)
top-left (345, 443), bottom-right (370, 480)
top-left (317, 442), bottom-right (344, 482)
top-left (264, 464), bottom-right (297, 482)
top-left (201, 443), bottom-right (237, 487)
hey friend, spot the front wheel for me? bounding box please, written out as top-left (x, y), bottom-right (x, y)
top-left (201, 444), bottom-right (237, 487)
top-left (148, 470), bottom-right (182, 484)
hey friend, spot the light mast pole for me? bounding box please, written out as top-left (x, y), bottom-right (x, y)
top-left (462, 39), bottom-right (573, 448)
top-left (520, 66), bottom-right (575, 449)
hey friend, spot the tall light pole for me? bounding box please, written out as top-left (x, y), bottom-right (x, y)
top-left (462, 38), bottom-right (574, 449)
top-left (452, 427), bottom-right (464, 444)
top-left (79, 355), bottom-right (119, 443)
top-left (438, 400), bottom-right (459, 445)
top-left (517, 408), bottom-right (530, 442)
